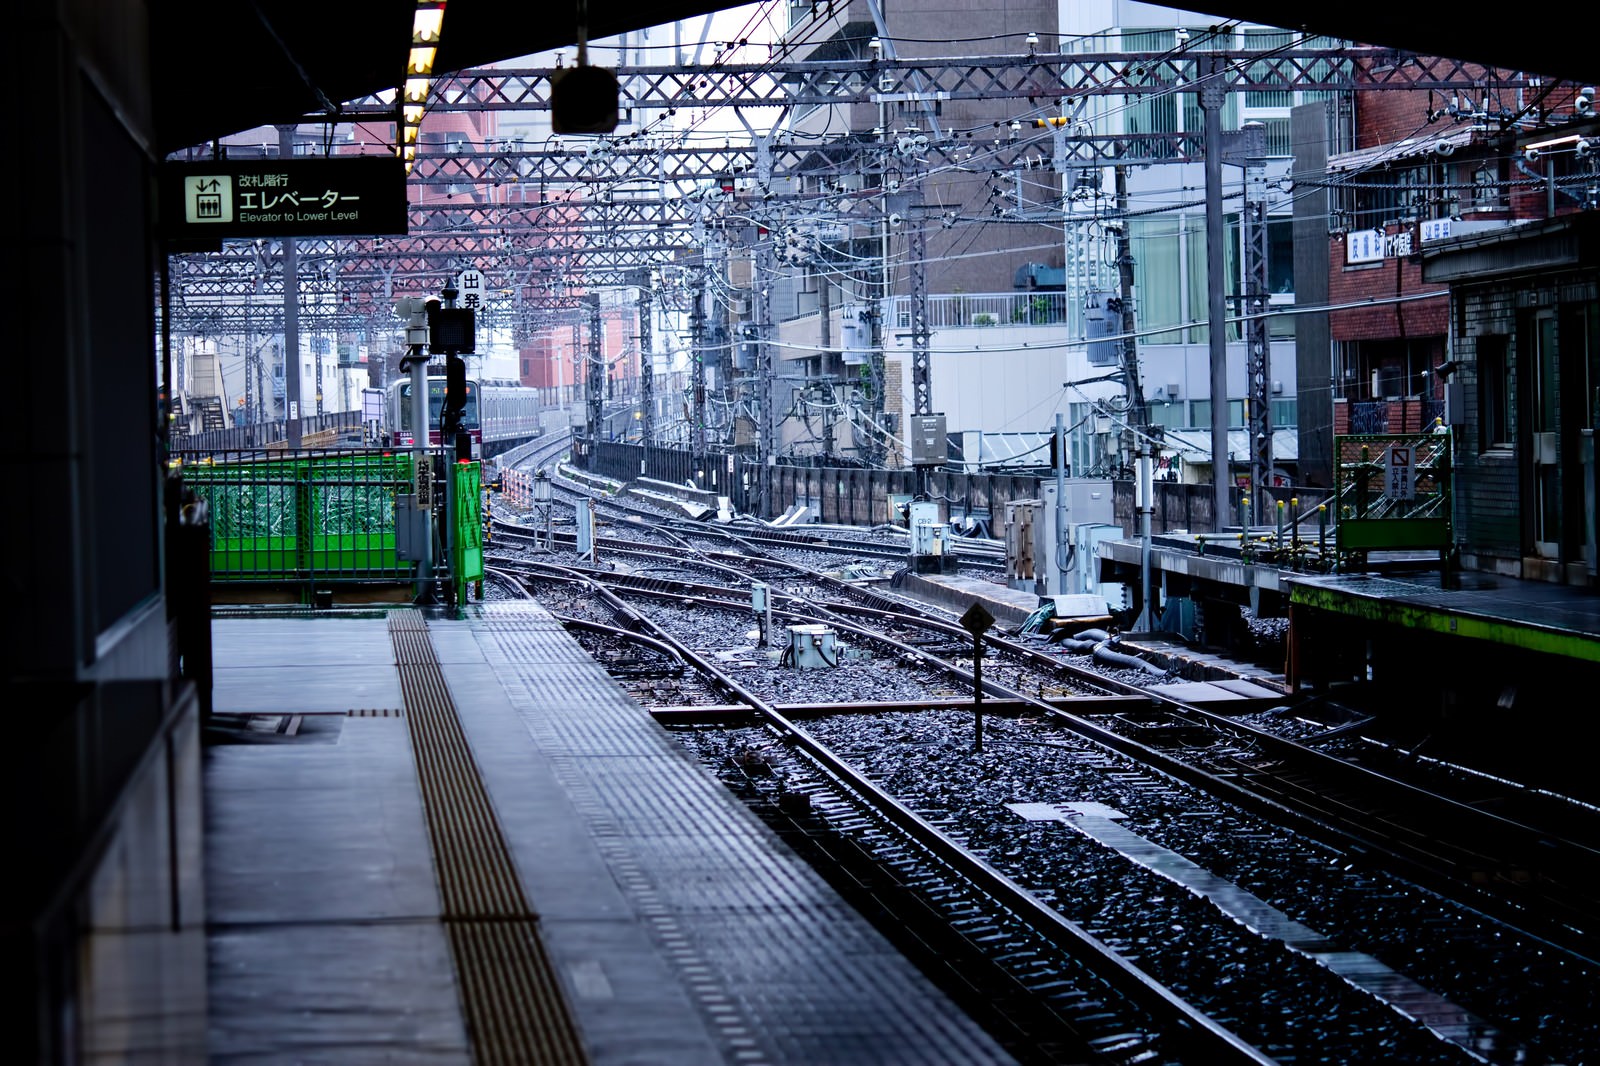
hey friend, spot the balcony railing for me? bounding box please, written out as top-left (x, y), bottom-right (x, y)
top-left (886, 291), bottom-right (1071, 329)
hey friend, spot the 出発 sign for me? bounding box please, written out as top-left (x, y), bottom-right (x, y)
top-left (162, 156), bottom-right (407, 238)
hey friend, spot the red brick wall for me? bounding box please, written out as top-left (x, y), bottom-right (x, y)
top-left (1328, 237), bottom-right (1449, 341)
top-left (1353, 79), bottom-right (1437, 146)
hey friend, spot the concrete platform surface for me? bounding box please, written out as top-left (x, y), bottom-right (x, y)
top-left (204, 604), bottom-right (1016, 1065)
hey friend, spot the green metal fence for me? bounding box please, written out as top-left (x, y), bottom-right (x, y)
top-left (176, 449), bottom-right (417, 591)
top-left (452, 459), bottom-right (484, 607)
top-left (1333, 433), bottom-right (1453, 558)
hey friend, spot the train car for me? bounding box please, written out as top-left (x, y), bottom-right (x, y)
top-left (384, 376), bottom-right (542, 458)
top-left (477, 383), bottom-right (542, 452)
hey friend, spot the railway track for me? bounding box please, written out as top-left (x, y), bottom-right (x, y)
top-left (484, 454), bottom-right (1600, 1062)
top-left (486, 557), bottom-right (1600, 1062)
top-left (489, 512), bottom-right (1600, 963)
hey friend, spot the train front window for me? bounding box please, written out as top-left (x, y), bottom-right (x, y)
top-left (398, 381), bottom-right (479, 430)
top-left (428, 381), bottom-right (479, 429)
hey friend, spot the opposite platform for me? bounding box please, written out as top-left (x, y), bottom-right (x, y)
top-left (205, 601), bottom-right (1015, 1064)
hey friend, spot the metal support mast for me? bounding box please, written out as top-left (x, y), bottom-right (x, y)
top-left (1114, 166), bottom-right (1146, 464)
top-left (755, 238), bottom-right (776, 518)
top-left (635, 271), bottom-right (654, 442)
top-left (585, 294), bottom-right (603, 442)
top-left (689, 266), bottom-right (708, 462)
top-left (277, 124), bottom-right (303, 449)
top-left (907, 191), bottom-right (932, 422)
top-left (1241, 122), bottom-right (1272, 525)
top-left (1199, 55), bottom-right (1232, 530)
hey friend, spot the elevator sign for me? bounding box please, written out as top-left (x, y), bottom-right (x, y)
top-left (1384, 445), bottom-right (1416, 500)
top-left (163, 157), bottom-right (407, 239)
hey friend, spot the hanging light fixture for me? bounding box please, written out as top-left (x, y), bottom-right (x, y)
top-left (398, 2), bottom-right (447, 173)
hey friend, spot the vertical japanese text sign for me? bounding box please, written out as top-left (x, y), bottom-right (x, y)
top-left (1384, 445), bottom-right (1415, 501)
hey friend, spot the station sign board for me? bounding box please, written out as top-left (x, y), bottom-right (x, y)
top-left (162, 156), bottom-right (407, 240)
top-left (456, 268), bottom-right (485, 309)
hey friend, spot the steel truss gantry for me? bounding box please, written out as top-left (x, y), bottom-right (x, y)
top-left (170, 44), bottom-right (1555, 471)
top-left (341, 49), bottom-right (1538, 116)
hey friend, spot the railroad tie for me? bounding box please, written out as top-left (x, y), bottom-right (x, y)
top-left (388, 609), bottom-right (589, 1065)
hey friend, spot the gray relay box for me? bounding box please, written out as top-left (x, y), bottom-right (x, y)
top-left (909, 414), bottom-right (948, 466)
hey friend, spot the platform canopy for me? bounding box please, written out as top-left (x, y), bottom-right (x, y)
top-left (152, 0), bottom-right (1598, 157)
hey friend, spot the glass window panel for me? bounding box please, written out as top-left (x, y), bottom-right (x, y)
top-left (1186, 213), bottom-right (1241, 343)
top-left (1242, 28), bottom-right (1293, 108)
top-left (1149, 400), bottom-right (1186, 429)
top-left (1191, 399), bottom-right (1245, 427)
top-left (1131, 216), bottom-right (1183, 344)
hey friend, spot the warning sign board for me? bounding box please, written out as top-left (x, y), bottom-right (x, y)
top-left (1384, 445), bottom-right (1415, 501)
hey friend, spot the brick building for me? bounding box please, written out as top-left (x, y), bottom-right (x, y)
top-left (1303, 74), bottom-right (1598, 583)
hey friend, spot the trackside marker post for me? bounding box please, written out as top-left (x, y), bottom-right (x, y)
top-left (960, 602), bottom-right (995, 752)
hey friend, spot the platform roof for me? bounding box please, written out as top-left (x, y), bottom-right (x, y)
top-left (152, 2), bottom-right (1598, 158)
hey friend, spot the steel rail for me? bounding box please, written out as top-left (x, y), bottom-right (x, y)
top-left (507, 559), bottom-right (1274, 1063)
top-left (516, 540), bottom-right (1600, 963)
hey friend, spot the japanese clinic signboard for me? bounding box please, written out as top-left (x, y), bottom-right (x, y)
top-left (1345, 226), bottom-right (1414, 265)
top-left (162, 157), bottom-right (407, 239)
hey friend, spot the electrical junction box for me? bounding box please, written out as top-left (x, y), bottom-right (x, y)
top-left (787, 625), bottom-right (838, 669)
top-left (909, 414), bottom-right (948, 466)
top-left (841, 305), bottom-right (872, 364)
top-left (394, 494), bottom-right (428, 562)
top-left (909, 500), bottom-right (957, 574)
top-left (1032, 481), bottom-right (1116, 596)
top-left (1072, 523), bottom-right (1128, 608)
top-left (1005, 499), bottom-right (1040, 591)
top-left (907, 501), bottom-right (941, 545)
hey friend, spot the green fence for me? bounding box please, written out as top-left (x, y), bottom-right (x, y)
top-left (177, 449), bottom-right (418, 592)
top-left (452, 459), bottom-right (484, 606)
top-left (1333, 433), bottom-right (1452, 558)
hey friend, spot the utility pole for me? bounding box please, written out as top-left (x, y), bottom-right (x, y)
top-left (869, 206), bottom-right (889, 467)
top-left (277, 124), bottom-right (303, 449)
top-left (754, 236), bottom-right (776, 518)
top-left (1114, 166), bottom-right (1147, 466)
top-left (242, 320), bottom-right (253, 427)
top-left (635, 270), bottom-right (654, 442)
top-left (585, 294), bottom-right (604, 442)
top-left (570, 317), bottom-right (581, 410)
top-left (906, 187), bottom-right (932, 424)
top-left (1115, 164), bottom-right (1154, 630)
top-left (817, 258), bottom-right (836, 460)
top-left (1241, 121), bottom-right (1272, 526)
top-left (689, 265), bottom-right (708, 464)
top-left (1199, 54), bottom-right (1232, 531)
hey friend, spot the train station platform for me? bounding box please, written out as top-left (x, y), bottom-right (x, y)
top-left (203, 602), bottom-right (1014, 1064)
top-left (1100, 534), bottom-right (1600, 665)
top-left (1286, 569), bottom-right (1600, 663)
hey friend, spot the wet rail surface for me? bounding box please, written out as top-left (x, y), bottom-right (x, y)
top-left (483, 457), bottom-right (1600, 1064)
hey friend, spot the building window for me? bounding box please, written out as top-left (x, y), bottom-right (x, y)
top-left (1477, 335), bottom-right (1511, 450)
top-left (1148, 400), bottom-right (1186, 430)
top-left (1190, 399), bottom-right (1245, 427)
top-left (1468, 160), bottom-right (1507, 213)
